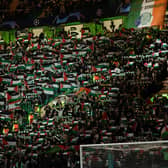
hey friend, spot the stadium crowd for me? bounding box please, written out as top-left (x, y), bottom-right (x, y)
top-left (0, 26), bottom-right (168, 168)
top-left (0, 0), bottom-right (119, 25)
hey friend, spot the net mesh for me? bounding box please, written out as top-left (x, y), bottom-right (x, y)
top-left (80, 141), bottom-right (168, 168)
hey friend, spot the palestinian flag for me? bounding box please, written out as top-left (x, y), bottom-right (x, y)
top-left (25, 64), bottom-right (34, 70)
top-left (55, 77), bottom-right (64, 83)
top-left (42, 64), bottom-right (52, 71)
top-left (150, 44), bottom-right (155, 48)
top-left (152, 52), bottom-right (159, 57)
top-left (99, 95), bottom-right (106, 99)
top-left (144, 62), bottom-right (152, 68)
top-left (16, 74), bottom-right (24, 80)
top-left (26, 74), bottom-right (35, 80)
top-left (42, 87), bottom-right (54, 95)
top-left (110, 88), bottom-right (119, 92)
top-left (129, 55), bottom-right (136, 59)
top-left (60, 84), bottom-right (71, 91)
top-left (109, 126), bottom-right (117, 131)
top-left (54, 62), bottom-right (62, 68)
top-left (31, 43), bottom-right (38, 50)
top-left (0, 60), bottom-right (11, 65)
top-left (6, 92), bottom-right (20, 101)
top-left (7, 86), bottom-right (18, 92)
top-left (127, 61), bottom-right (134, 66)
top-left (89, 90), bottom-right (101, 96)
top-left (9, 64), bottom-right (18, 72)
top-left (52, 84), bottom-right (59, 89)
top-left (8, 102), bottom-right (21, 111)
top-left (10, 80), bottom-right (22, 86)
top-left (82, 81), bottom-right (89, 86)
top-left (153, 63), bottom-right (159, 68)
top-left (2, 78), bottom-right (11, 85)
top-left (36, 138), bottom-right (44, 143)
top-left (70, 137), bottom-right (79, 143)
top-left (162, 43), bottom-right (168, 48)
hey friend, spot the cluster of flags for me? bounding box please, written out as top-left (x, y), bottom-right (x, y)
top-left (0, 27), bottom-right (167, 160)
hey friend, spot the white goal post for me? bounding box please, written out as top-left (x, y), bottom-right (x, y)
top-left (80, 140), bottom-right (168, 168)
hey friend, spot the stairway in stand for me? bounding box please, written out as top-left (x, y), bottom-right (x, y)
top-left (158, 77), bottom-right (168, 94)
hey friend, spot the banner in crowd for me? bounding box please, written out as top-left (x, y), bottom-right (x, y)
top-left (127, 0), bottom-right (167, 28)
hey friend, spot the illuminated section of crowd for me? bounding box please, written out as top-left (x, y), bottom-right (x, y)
top-left (0, 27), bottom-right (168, 167)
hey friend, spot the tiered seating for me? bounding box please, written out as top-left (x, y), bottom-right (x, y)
top-left (0, 27), bottom-right (168, 167)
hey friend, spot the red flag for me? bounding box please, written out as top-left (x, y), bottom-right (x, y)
top-left (64, 72), bottom-right (67, 81)
top-left (122, 27), bottom-right (126, 32)
top-left (74, 145), bottom-right (80, 151)
top-left (101, 75), bottom-right (106, 80)
top-left (102, 112), bottom-right (108, 120)
top-left (60, 83), bottom-right (63, 89)
top-left (6, 93), bottom-right (11, 101)
top-left (92, 66), bottom-right (97, 72)
top-left (10, 113), bottom-right (14, 119)
top-left (33, 89), bottom-right (37, 94)
top-left (74, 44), bottom-right (77, 49)
top-left (81, 29), bottom-right (85, 34)
top-left (93, 36), bottom-right (96, 40)
top-left (25, 56), bottom-right (28, 63)
top-left (58, 145), bottom-right (66, 150)
top-left (62, 38), bottom-right (66, 43)
top-left (60, 59), bottom-right (63, 65)
top-left (37, 44), bottom-right (40, 49)
top-left (2, 138), bottom-right (8, 145)
top-left (64, 124), bottom-right (70, 129)
top-left (130, 51), bottom-right (134, 55)
top-left (24, 80), bottom-right (29, 89)
top-left (8, 64), bottom-right (12, 72)
top-left (14, 86), bottom-right (18, 92)
top-left (109, 69), bottom-right (112, 76)
top-left (28, 33), bottom-right (32, 41)
top-left (130, 28), bottom-right (134, 32)
top-left (165, 124), bottom-right (168, 132)
top-left (43, 55), bottom-right (47, 59)
top-left (52, 77), bottom-right (56, 82)
top-left (89, 43), bottom-right (94, 51)
top-left (81, 57), bottom-right (84, 63)
top-left (0, 77), bottom-right (3, 83)
top-left (31, 58), bottom-right (35, 64)
top-left (73, 125), bottom-right (79, 132)
top-left (81, 102), bottom-right (84, 110)
top-left (40, 58), bottom-right (43, 64)
top-left (40, 65), bottom-right (44, 71)
top-left (60, 53), bottom-right (64, 59)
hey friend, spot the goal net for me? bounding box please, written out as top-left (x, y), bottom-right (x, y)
top-left (80, 141), bottom-right (168, 168)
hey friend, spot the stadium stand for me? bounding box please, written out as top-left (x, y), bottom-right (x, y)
top-left (0, 26), bottom-right (167, 167)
